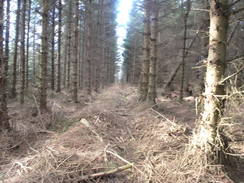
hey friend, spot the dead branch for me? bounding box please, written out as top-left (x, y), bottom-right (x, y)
top-left (80, 118), bottom-right (104, 142)
top-left (227, 22), bottom-right (239, 44)
top-left (219, 66), bottom-right (244, 84)
top-left (229, 0), bottom-right (241, 8)
top-left (164, 24), bottom-right (204, 89)
top-left (230, 6), bottom-right (244, 16)
top-left (105, 150), bottom-right (147, 178)
top-left (192, 8), bottom-right (209, 12)
top-left (36, 130), bottom-right (56, 135)
top-left (32, 94), bottom-right (41, 116)
top-left (227, 55), bottom-right (244, 63)
top-left (69, 164), bottom-right (132, 182)
top-left (150, 108), bottom-right (177, 127)
top-left (0, 141), bottom-right (24, 150)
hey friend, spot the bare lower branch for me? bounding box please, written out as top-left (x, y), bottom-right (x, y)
top-left (192, 8), bottom-right (209, 12)
top-left (219, 66), bottom-right (244, 84)
top-left (229, 0), bottom-right (241, 8)
top-left (230, 6), bottom-right (244, 16)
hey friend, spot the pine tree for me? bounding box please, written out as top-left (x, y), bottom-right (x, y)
top-left (11, 0), bottom-right (21, 98)
top-left (20, 0), bottom-right (27, 104)
top-left (147, 0), bottom-right (159, 104)
top-left (56, 0), bottom-right (62, 92)
top-left (193, 0), bottom-right (229, 164)
top-left (51, 0), bottom-right (56, 91)
top-left (25, 0), bottom-right (31, 89)
top-left (3, 0), bottom-right (10, 107)
top-left (179, 0), bottom-right (191, 102)
top-left (0, 0), bottom-right (10, 130)
top-left (139, 0), bottom-right (151, 102)
top-left (39, 0), bottom-right (49, 111)
top-left (72, 0), bottom-right (79, 103)
top-left (85, 0), bottom-right (92, 95)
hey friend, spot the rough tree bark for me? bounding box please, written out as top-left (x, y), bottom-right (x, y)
top-left (51, 1), bottom-right (56, 91)
top-left (94, 0), bottom-right (104, 93)
top-left (0, 0), bottom-right (10, 130)
top-left (80, 22), bottom-right (86, 90)
top-left (147, 0), bottom-right (158, 104)
top-left (67, 0), bottom-right (72, 89)
top-left (139, 0), bottom-right (151, 102)
top-left (63, 21), bottom-right (68, 87)
top-left (56, 0), bottom-right (62, 92)
top-left (20, 0), bottom-right (27, 104)
top-left (193, 0), bottom-right (229, 164)
top-left (85, 0), bottom-right (92, 95)
top-left (72, 0), bottom-right (79, 103)
top-left (25, 0), bottom-right (31, 89)
top-left (179, 0), bottom-right (191, 102)
top-left (132, 36), bottom-right (138, 84)
top-left (39, 0), bottom-right (49, 111)
top-left (32, 13), bottom-right (37, 85)
top-left (3, 0), bottom-right (10, 108)
top-left (78, 17), bottom-right (83, 89)
top-left (11, 0), bottom-right (21, 98)
top-left (100, 0), bottom-right (105, 89)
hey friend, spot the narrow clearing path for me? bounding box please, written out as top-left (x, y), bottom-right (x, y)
top-left (2, 85), bottom-right (243, 183)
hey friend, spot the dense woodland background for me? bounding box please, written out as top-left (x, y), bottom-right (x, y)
top-left (0, 0), bottom-right (244, 182)
top-left (122, 0), bottom-right (244, 96)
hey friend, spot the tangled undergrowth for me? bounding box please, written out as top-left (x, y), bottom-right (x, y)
top-left (0, 85), bottom-right (243, 183)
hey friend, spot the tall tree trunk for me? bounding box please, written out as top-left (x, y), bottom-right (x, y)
top-left (132, 36), bottom-right (138, 84)
top-left (32, 14), bottom-right (37, 85)
top-left (66, 0), bottom-right (72, 89)
top-left (39, 0), bottom-right (49, 111)
top-left (179, 0), bottom-right (191, 102)
top-left (106, 48), bottom-right (110, 84)
top-left (78, 29), bottom-right (81, 88)
top-left (20, 0), bottom-right (26, 104)
top-left (67, 1), bottom-right (73, 88)
top-left (51, 1), bottom-right (56, 91)
top-left (63, 26), bottom-right (67, 87)
top-left (72, 0), bottom-right (79, 103)
top-left (11, 0), bottom-right (21, 98)
top-left (67, 37), bottom-right (71, 89)
top-left (3, 0), bottom-right (10, 104)
top-left (139, 0), bottom-right (151, 102)
top-left (80, 20), bottom-right (87, 90)
top-left (56, 0), bottom-right (62, 92)
top-left (63, 43), bottom-right (67, 87)
top-left (147, 1), bottom-right (158, 104)
top-left (62, 1), bottom-right (69, 88)
top-left (78, 22), bottom-right (83, 89)
top-left (0, 0), bottom-right (10, 130)
top-left (193, 0), bottom-right (229, 164)
top-left (25, 0), bottom-right (31, 89)
top-left (94, 0), bottom-right (104, 92)
top-left (101, 18), bottom-right (106, 88)
top-left (85, 1), bottom-right (92, 95)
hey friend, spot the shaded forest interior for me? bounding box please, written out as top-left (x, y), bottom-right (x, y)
top-left (0, 0), bottom-right (244, 182)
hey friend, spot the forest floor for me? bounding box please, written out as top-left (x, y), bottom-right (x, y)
top-left (0, 85), bottom-right (244, 183)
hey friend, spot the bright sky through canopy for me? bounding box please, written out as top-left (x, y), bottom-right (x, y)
top-left (116, 0), bottom-right (134, 55)
top-left (116, 0), bottom-right (134, 78)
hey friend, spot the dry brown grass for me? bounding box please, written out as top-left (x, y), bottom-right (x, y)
top-left (1, 85), bottom-right (243, 183)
